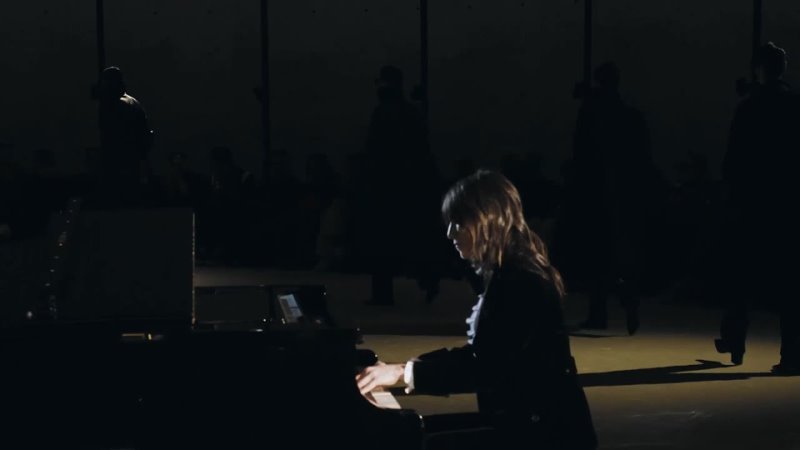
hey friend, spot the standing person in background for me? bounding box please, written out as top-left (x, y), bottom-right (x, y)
top-left (95, 66), bottom-right (154, 208)
top-left (363, 65), bottom-right (441, 305)
top-left (716, 42), bottom-right (800, 374)
top-left (557, 62), bottom-right (656, 335)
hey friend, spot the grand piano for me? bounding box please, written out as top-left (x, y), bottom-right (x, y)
top-left (0, 201), bottom-right (423, 449)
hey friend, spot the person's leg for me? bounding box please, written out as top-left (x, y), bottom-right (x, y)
top-left (581, 235), bottom-right (615, 330)
top-left (581, 282), bottom-right (609, 330)
top-left (716, 298), bottom-right (748, 365)
top-left (771, 234), bottom-right (800, 374)
top-left (714, 215), bottom-right (749, 365)
top-left (773, 302), bottom-right (800, 374)
top-left (618, 278), bottom-right (640, 336)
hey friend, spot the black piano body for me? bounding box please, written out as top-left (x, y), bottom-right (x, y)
top-left (0, 204), bottom-right (423, 449)
top-left (1, 301), bottom-right (423, 449)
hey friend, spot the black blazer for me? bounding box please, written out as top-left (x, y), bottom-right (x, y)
top-left (412, 264), bottom-right (597, 449)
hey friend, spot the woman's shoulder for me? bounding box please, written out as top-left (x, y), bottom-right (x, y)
top-left (493, 264), bottom-right (558, 298)
top-left (491, 264), bottom-right (564, 325)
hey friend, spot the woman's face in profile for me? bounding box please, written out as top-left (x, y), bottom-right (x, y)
top-left (447, 222), bottom-right (474, 260)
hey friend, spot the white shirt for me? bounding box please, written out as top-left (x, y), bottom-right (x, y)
top-left (465, 293), bottom-right (486, 345)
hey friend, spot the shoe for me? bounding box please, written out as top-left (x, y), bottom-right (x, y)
top-left (771, 362), bottom-right (800, 376)
top-left (714, 338), bottom-right (744, 365)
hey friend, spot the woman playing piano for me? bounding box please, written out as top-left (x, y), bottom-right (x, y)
top-left (356, 170), bottom-right (597, 449)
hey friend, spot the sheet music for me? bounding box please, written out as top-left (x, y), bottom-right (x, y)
top-left (277, 294), bottom-right (304, 323)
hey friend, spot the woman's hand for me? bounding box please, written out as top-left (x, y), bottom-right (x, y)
top-left (355, 361), bottom-right (405, 395)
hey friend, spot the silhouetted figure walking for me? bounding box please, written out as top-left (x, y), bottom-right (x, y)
top-left (716, 42), bottom-right (800, 374)
top-left (558, 62), bottom-right (655, 335)
top-left (94, 66), bottom-right (153, 208)
top-left (363, 65), bottom-right (441, 305)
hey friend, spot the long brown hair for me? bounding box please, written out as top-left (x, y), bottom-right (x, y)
top-left (441, 170), bottom-right (565, 297)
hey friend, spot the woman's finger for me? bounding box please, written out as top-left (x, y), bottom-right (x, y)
top-left (357, 373), bottom-right (373, 391)
top-left (359, 378), bottom-right (376, 395)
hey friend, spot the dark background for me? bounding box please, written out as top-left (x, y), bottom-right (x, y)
top-left (2, 0), bottom-right (799, 183)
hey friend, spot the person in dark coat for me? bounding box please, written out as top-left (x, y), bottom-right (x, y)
top-left (356, 170), bottom-right (597, 449)
top-left (715, 42), bottom-right (800, 374)
top-left (95, 66), bottom-right (154, 208)
top-left (362, 65), bottom-right (442, 304)
top-left (557, 62), bottom-right (656, 335)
